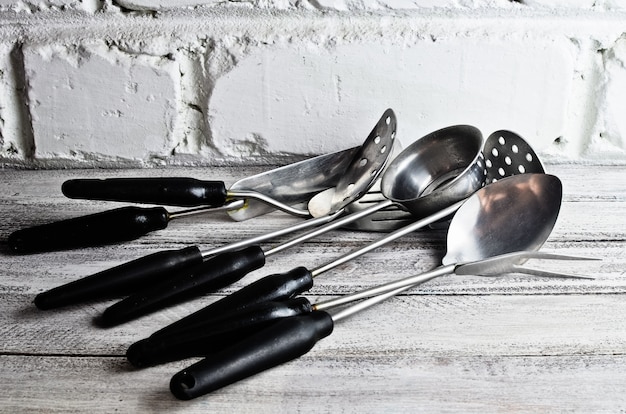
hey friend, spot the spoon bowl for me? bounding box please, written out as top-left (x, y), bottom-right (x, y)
top-left (381, 125), bottom-right (486, 219)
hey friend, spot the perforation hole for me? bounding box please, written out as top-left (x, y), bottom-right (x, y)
top-left (359, 158), bottom-right (368, 167)
top-left (491, 148), bottom-right (499, 157)
top-left (385, 116), bottom-right (391, 125)
top-left (380, 145), bottom-right (387, 154)
top-left (518, 165), bottom-right (526, 174)
top-left (512, 144), bottom-right (519, 153)
top-left (525, 153), bottom-right (533, 162)
top-left (498, 136), bottom-right (506, 146)
top-left (505, 156), bottom-right (512, 165)
top-left (374, 136), bottom-right (381, 144)
top-left (485, 159), bottom-right (493, 168)
top-left (498, 167), bottom-right (505, 176)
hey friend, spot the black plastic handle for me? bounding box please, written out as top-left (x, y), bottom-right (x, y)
top-left (126, 297), bottom-right (313, 368)
top-left (34, 246), bottom-right (204, 310)
top-left (8, 206), bottom-right (170, 254)
top-left (170, 311), bottom-right (334, 400)
top-left (98, 246), bottom-right (268, 327)
top-left (62, 178), bottom-right (228, 207)
top-left (147, 266), bottom-right (314, 339)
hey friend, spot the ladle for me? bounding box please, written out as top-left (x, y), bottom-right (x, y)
top-left (133, 129), bottom-right (533, 335)
top-left (33, 110), bottom-right (396, 311)
top-left (97, 124), bottom-right (482, 326)
top-left (167, 173), bottom-right (589, 399)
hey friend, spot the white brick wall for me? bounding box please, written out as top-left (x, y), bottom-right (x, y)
top-left (0, 1), bottom-right (625, 167)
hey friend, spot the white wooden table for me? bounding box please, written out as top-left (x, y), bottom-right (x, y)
top-left (0, 163), bottom-right (624, 413)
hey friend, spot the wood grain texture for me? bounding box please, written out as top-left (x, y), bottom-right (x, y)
top-left (0, 163), bottom-right (624, 413)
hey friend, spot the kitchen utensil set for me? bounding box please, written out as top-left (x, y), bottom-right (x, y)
top-left (8, 111), bottom-right (595, 400)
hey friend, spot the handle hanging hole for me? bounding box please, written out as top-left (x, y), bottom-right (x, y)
top-left (178, 373), bottom-right (196, 390)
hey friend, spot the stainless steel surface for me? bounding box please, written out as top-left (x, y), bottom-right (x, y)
top-left (306, 124), bottom-right (485, 233)
top-left (264, 197), bottom-right (418, 257)
top-left (229, 110), bottom-right (398, 222)
top-left (310, 199), bottom-right (465, 277)
top-left (454, 251), bottom-right (597, 278)
top-left (344, 129), bottom-right (545, 232)
top-left (381, 124), bottom-right (485, 219)
top-left (199, 211), bottom-right (343, 260)
top-left (482, 130), bottom-right (545, 183)
top-left (443, 173), bottom-right (560, 264)
top-left (226, 146), bottom-right (360, 221)
top-left (327, 108), bottom-right (397, 216)
top-left (310, 131), bottom-right (547, 278)
top-left (328, 251), bottom-right (594, 322)
top-left (325, 174), bottom-right (576, 321)
top-left (258, 125), bottom-right (485, 260)
top-left (341, 180), bottom-right (415, 231)
top-left (168, 199), bottom-right (245, 219)
top-left (198, 111), bottom-right (398, 258)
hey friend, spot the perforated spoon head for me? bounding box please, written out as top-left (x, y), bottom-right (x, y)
top-left (482, 130), bottom-right (545, 183)
top-left (308, 109), bottom-right (397, 218)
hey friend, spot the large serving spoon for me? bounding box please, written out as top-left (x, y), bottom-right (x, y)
top-left (166, 173), bottom-right (583, 399)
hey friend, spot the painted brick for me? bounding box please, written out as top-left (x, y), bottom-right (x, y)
top-left (593, 35), bottom-right (626, 159)
top-left (0, 6), bottom-right (624, 167)
top-left (114, 0), bottom-right (469, 11)
top-left (0, 43), bottom-right (31, 160)
top-left (0, 0), bottom-right (101, 13)
top-left (24, 43), bottom-right (178, 162)
top-left (111, 0), bottom-right (626, 11)
top-left (0, 45), bottom-right (8, 154)
top-left (520, 0), bottom-right (626, 10)
top-left (209, 39), bottom-right (574, 158)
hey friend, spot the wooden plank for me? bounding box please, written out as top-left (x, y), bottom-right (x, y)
top-left (1, 353), bottom-right (625, 413)
top-left (0, 162), bottom-right (623, 412)
top-left (3, 293), bottom-right (626, 358)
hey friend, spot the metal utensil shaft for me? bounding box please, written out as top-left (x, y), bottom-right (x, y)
top-left (310, 200), bottom-right (464, 277)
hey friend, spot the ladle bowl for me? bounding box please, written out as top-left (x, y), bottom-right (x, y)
top-left (381, 125), bottom-right (486, 219)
